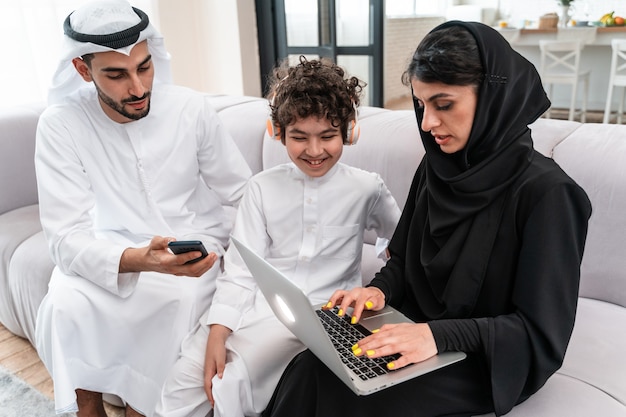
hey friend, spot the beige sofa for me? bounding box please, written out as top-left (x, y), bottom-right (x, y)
top-left (1, 95), bottom-right (624, 416)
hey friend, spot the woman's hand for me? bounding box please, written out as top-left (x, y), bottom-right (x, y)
top-left (352, 322), bottom-right (438, 370)
top-left (204, 324), bottom-right (232, 406)
top-left (324, 286), bottom-right (438, 370)
top-left (324, 286), bottom-right (386, 324)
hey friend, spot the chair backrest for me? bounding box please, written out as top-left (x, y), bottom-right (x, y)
top-left (609, 39), bottom-right (626, 87)
top-left (539, 40), bottom-right (584, 80)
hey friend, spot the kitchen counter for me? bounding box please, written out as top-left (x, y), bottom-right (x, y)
top-left (497, 26), bottom-right (625, 112)
top-left (513, 26), bottom-right (626, 46)
top-left (520, 26), bottom-right (626, 34)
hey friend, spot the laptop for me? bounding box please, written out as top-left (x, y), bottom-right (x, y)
top-left (230, 236), bottom-right (466, 396)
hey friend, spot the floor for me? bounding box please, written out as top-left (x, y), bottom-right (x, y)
top-left (0, 323), bottom-right (125, 416)
top-left (0, 323), bottom-right (53, 398)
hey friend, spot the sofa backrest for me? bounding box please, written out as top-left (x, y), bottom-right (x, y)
top-left (206, 94), bottom-right (269, 174)
top-left (261, 105), bottom-right (425, 211)
top-left (210, 94), bottom-right (425, 212)
top-left (3, 96), bottom-right (624, 309)
top-left (530, 118), bottom-right (626, 308)
top-left (551, 123), bottom-right (626, 308)
top-left (0, 104), bottom-right (44, 216)
top-left (214, 96), bottom-right (626, 309)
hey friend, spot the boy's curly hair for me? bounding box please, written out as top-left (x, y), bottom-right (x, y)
top-left (267, 56), bottom-right (365, 144)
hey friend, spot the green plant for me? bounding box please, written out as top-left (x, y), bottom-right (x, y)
top-left (558, 0), bottom-right (574, 5)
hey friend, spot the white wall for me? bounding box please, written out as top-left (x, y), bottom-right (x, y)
top-left (157, 0), bottom-right (261, 97)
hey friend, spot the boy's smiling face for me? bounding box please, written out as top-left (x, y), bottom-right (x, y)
top-left (284, 116), bottom-right (344, 178)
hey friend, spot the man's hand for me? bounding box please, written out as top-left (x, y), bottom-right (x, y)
top-left (119, 236), bottom-right (218, 276)
top-left (204, 324), bottom-right (232, 406)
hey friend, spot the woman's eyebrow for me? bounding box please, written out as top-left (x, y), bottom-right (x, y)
top-left (425, 92), bottom-right (452, 102)
top-left (413, 92), bottom-right (453, 102)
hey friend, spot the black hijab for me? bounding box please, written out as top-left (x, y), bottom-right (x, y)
top-left (404, 21), bottom-right (551, 319)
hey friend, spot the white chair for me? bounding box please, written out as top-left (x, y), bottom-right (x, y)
top-left (539, 40), bottom-right (590, 122)
top-left (603, 39), bottom-right (626, 124)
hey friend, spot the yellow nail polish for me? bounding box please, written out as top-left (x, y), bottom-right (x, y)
top-left (326, 302), bottom-right (332, 308)
top-left (351, 316), bottom-right (357, 324)
top-left (338, 309), bottom-right (344, 316)
top-left (387, 362), bottom-right (395, 370)
top-left (366, 350), bottom-right (375, 357)
top-left (351, 343), bottom-right (359, 351)
top-left (353, 348), bottom-right (362, 355)
top-left (365, 300), bottom-right (373, 309)
top-left (371, 328), bottom-right (380, 333)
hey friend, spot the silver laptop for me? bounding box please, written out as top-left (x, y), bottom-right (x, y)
top-left (230, 236), bottom-right (466, 396)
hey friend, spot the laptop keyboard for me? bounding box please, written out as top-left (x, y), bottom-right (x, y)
top-left (316, 307), bottom-right (400, 381)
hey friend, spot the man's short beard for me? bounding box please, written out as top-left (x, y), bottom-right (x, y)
top-left (93, 81), bottom-right (151, 121)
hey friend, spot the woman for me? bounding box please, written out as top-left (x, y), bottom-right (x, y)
top-left (261, 21), bottom-right (592, 417)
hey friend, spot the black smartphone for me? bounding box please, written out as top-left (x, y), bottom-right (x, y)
top-left (167, 240), bottom-right (209, 264)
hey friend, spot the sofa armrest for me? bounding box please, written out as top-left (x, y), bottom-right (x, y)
top-left (0, 104), bottom-right (45, 215)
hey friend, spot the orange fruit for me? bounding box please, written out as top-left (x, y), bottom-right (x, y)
top-left (615, 16), bottom-right (625, 25)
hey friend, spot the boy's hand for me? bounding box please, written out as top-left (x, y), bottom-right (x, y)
top-left (204, 324), bottom-right (232, 406)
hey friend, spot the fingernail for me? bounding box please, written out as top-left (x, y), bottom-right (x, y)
top-left (371, 329), bottom-right (380, 333)
top-left (338, 309), bottom-right (344, 316)
top-left (365, 300), bottom-right (373, 309)
top-left (366, 350), bottom-right (375, 357)
top-left (353, 348), bottom-right (362, 355)
top-left (387, 362), bottom-right (395, 370)
top-left (351, 343), bottom-right (359, 351)
top-left (326, 302), bottom-right (332, 308)
top-left (351, 316), bottom-right (357, 324)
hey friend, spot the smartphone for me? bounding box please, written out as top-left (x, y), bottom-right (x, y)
top-left (167, 240), bottom-right (209, 264)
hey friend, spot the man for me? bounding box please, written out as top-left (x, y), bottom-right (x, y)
top-left (34, 1), bottom-right (252, 416)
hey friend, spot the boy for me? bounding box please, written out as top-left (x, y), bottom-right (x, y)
top-left (156, 56), bottom-right (401, 417)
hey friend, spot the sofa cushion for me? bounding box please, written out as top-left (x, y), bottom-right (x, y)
top-left (552, 124), bottom-right (626, 308)
top-left (0, 204), bottom-right (46, 339)
top-left (8, 230), bottom-right (54, 345)
top-left (559, 297), bottom-right (626, 406)
top-left (476, 372), bottom-right (626, 417)
top-left (477, 294), bottom-right (626, 417)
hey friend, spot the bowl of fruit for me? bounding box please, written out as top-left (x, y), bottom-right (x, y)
top-left (599, 12), bottom-right (625, 26)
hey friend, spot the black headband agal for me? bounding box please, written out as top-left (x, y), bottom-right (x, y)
top-left (63, 7), bottom-right (149, 49)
